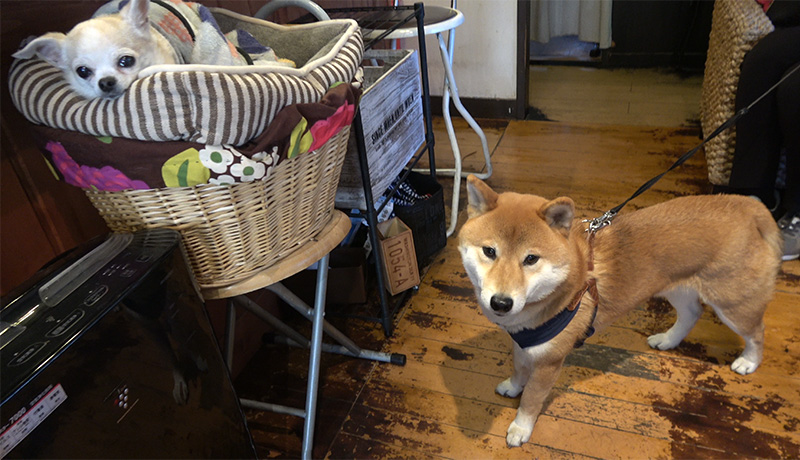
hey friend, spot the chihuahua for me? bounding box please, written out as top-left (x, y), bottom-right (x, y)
top-left (12, 0), bottom-right (177, 99)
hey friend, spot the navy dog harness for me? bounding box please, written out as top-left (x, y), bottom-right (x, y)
top-left (508, 281), bottom-right (598, 349)
top-left (509, 302), bottom-right (581, 348)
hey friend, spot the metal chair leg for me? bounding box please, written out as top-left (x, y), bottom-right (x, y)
top-left (224, 299), bottom-right (236, 371)
top-left (223, 252), bottom-right (406, 460)
top-left (300, 251), bottom-right (329, 460)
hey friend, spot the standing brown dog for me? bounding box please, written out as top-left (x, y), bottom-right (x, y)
top-left (458, 175), bottom-right (782, 447)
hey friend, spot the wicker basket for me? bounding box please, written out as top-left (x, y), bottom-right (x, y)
top-left (85, 126), bottom-right (351, 288)
top-left (700, 0), bottom-right (773, 186)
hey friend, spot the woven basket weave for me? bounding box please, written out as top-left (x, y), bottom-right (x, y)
top-left (700, 0), bottom-right (773, 186)
top-left (85, 126), bottom-right (350, 288)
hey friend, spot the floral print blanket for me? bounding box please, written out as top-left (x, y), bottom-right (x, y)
top-left (35, 82), bottom-right (358, 191)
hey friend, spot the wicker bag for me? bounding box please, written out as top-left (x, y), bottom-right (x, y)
top-left (700, 0), bottom-right (773, 186)
top-left (85, 126), bottom-right (350, 289)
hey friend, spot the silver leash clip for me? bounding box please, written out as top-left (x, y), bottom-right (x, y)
top-left (583, 210), bottom-right (617, 234)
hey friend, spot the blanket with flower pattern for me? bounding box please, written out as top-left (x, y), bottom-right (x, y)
top-left (35, 82), bottom-right (358, 191)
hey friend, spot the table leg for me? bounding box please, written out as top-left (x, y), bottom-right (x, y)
top-left (435, 29), bottom-right (493, 236)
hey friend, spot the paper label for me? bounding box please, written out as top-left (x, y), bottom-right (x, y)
top-left (0, 384), bottom-right (67, 457)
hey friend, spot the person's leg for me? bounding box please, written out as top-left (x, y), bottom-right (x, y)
top-left (776, 60), bottom-right (800, 261)
top-left (776, 63), bottom-right (800, 214)
top-left (727, 27), bottom-right (800, 208)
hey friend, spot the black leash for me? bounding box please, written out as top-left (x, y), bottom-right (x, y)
top-left (585, 63), bottom-right (800, 234)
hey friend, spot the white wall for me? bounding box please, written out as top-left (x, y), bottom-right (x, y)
top-left (400, 0), bottom-right (518, 101)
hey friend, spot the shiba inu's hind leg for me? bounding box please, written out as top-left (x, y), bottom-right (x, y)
top-left (708, 302), bottom-right (765, 375)
top-left (729, 323), bottom-right (764, 375)
top-left (647, 286), bottom-right (703, 350)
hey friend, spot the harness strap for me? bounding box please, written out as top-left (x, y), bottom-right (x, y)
top-left (508, 229), bottom-right (602, 350)
top-left (574, 278), bottom-right (598, 348)
top-left (509, 278), bottom-right (598, 349)
top-left (509, 301), bottom-right (581, 349)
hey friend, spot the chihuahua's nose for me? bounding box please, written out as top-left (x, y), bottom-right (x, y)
top-left (490, 295), bottom-right (513, 313)
top-left (98, 77), bottom-right (117, 93)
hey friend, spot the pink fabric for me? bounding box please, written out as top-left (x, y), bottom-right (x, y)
top-left (47, 141), bottom-right (150, 191)
top-left (756, 0), bottom-right (774, 12)
top-left (308, 101), bottom-right (355, 152)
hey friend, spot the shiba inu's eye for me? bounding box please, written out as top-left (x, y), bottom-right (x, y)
top-left (523, 254), bottom-right (540, 266)
top-left (482, 247), bottom-right (496, 260)
top-left (76, 66), bottom-right (93, 79)
top-left (118, 55), bottom-right (136, 68)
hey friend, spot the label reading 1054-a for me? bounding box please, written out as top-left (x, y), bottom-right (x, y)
top-left (0, 384), bottom-right (67, 458)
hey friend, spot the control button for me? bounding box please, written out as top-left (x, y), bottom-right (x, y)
top-left (8, 342), bottom-right (48, 367)
top-left (113, 385), bottom-right (133, 411)
top-left (83, 285), bottom-right (109, 306)
top-left (46, 309), bottom-right (85, 338)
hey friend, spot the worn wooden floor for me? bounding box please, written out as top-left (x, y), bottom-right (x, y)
top-left (233, 114), bottom-right (800, 459)
top-left (528, 65), bottom-right (703, 127)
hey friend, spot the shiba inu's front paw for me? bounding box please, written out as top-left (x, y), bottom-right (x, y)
top-left (731, 357), bottom-right (759, 375)
top-left (496, 378), bottom-right (523, 398)
top-left (506, 419), bottom-right (533, 447)
top-left (647, 332), bottom-right (681, 350)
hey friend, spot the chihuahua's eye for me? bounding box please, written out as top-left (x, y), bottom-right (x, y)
top-left (482, 247), bottom-right (496, 260)
top-left (118, 56), bottom-right (136, 68)
top-left (523, 254), bottom-right (540, 266)
top-left (76, 66), bottom-right (93, 79)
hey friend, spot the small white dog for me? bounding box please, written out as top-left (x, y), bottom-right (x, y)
top-left (12, 0), bottom-right (291, 100)
top-left (12, 0), bottom-right (177, 99)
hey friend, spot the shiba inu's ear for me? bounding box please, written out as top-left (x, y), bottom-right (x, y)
top-left (540, 197), bottom-right (575, 232)
top-left (466, 175), bottom-right (498, 218)
top-left (121, 0), bottom-right (151, 31)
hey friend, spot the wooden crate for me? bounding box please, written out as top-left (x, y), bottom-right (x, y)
top-left (336, 49), bottom-right (425, 209)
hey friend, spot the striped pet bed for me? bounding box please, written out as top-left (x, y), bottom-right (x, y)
top-left (8, 9), bottom-right (363, 147)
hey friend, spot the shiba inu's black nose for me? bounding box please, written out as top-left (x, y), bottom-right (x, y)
top-left (490, 295), bottom-right (513, 313)
top-left (98, 77), bottom-right (117, 93)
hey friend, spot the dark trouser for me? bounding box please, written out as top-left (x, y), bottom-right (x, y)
top-left (727, 26), bottom-right (800, 215)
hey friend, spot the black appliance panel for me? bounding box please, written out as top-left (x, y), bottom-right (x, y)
top-left (0, 230), bottom-right (255, 458)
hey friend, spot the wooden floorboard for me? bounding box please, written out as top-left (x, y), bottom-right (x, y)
top-left (234, 118), bottom-right (800, 459)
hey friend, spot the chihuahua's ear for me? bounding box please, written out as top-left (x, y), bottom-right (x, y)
top-left (121, 0), bottom-right (151, 32)
top-left (12, 33), bottom-right (68, 68)
top-left (539, 197), bottom-right (575, 234)
top-left (466, 175), bottom-right (499, 218)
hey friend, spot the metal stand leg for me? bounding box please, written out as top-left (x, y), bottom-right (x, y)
top-left (353, 110), bottom-right (394, 336)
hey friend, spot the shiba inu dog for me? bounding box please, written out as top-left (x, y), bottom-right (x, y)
top-left (458, 175), bottom-right (782, 447)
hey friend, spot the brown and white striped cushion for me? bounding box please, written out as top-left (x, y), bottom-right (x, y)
top-left (8, 17), bottom-right (362, 146)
